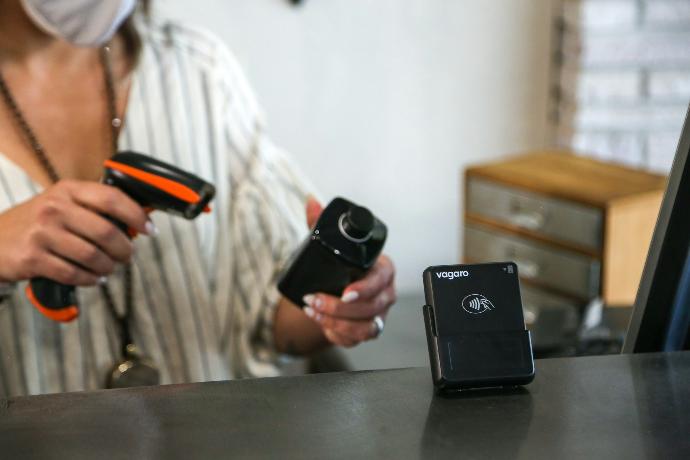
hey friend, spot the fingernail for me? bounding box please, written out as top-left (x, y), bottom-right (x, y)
top-left (145, 220), bottom-right (159, 237)
top-left (98, 276), bottom-right (108, 285)
top-left (380, 292), bottom-right (389, 305)
top-left (341, 291), bottom-right (359, 303)
top-left (303, 294), bottom-right (324, 311)
top-left (303, 294), bottom-right (315, 307)
top-left (304, 307), bottom-right (322, 322)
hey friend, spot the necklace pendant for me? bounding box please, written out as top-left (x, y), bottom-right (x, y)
top-left (107, 344), bottom-right (161, 389)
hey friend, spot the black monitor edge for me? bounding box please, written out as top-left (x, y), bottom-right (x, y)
top-left (623, 104), bottom-right (690, 353)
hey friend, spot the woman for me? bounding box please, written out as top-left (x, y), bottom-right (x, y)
top-left (0, 0), bottom-right (396, 396)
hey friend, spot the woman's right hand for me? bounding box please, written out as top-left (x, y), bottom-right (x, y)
top-left (0, 180), bottom-right (152, 285)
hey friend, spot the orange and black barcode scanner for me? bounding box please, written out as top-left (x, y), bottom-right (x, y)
top-left (26, 151), bottom-right (216, 322)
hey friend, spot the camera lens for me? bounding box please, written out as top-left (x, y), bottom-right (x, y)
top-left (341, 205), bottom-right (374, 241)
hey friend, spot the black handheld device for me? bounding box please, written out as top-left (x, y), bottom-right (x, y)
top-left (278, 197), bottom-right (387, 307)
top-left (423, 262), bottom-right (535, 392)
top-left (26, 151), bottom-right (216, 322)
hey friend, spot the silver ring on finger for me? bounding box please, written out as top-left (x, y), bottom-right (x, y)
top-left (371, 315), bottom-right (385, 339)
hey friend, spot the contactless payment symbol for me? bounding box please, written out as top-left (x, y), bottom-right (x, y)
top-left (461, 294), bottom-right (495, 315)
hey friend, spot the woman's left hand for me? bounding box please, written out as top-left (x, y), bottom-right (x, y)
top-left (302, 197), bottom-right (397, 347)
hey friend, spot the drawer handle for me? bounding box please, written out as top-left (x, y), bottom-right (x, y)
top-left (514, 258), bottom-right (540, 278)
top-left (509, 211), bottom-right (545, 230)
top-left (523, 304), bottom-right (538, 326)
top-left (508, 198), bottom-right (546, 230)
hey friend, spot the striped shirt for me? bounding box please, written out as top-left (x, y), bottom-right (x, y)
top-left (0, 20), bottom-right (312, 397)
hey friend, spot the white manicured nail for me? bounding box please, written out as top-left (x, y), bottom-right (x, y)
top-left (145, 220), bottom-right (159, 236)
top-left (303, 294), bottom-right (324, 311)
top-left (303, 294), bottom-right (315, 307)
top-left (341, 291), bottom-right (359, 303)
top-left (98, 276), bottom-right (108, 285)
top-left (304, 306), bottom-right (315, 318)
top-left (380, 292), bottom-right (389, 305)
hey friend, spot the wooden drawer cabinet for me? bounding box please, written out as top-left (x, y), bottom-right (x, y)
top-left (463, 151), bottom-right (666, 307)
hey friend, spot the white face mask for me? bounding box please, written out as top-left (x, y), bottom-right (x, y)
top-left (20, 0), bottom-right (137, 47)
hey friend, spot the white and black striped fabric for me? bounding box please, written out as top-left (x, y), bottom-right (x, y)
top-left (0, 20), bottom-right (312, 397)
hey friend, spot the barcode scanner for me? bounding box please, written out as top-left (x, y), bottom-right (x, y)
top-left (26, 151), bottom-right (216, 322)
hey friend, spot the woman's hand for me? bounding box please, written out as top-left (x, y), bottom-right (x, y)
top-left (0, 179), bottom-right (151, 285)
top-left (301, 197), bottom-right (396, 347)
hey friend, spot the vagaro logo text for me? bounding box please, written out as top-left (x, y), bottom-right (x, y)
top-left (436, 270), bottom-right (469, 280)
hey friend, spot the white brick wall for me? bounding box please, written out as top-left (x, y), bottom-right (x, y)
top-left (563, 0), bottom-right (638, 30)
top-left (555, 0), bottom-right (690, 172)
top-left (561, 69), bottom-right (641, 103)
top-left (569, 104), bottom-right (687, 130)
top-left (572, 131), bottom-right (645, 166)
top-left (646, 1), bottom-right (690, 26)
top-left (648, 131), bottom-right (683, 172)
top-left (568, 32), bottom-right (690, 67)
top-left (649, 71), bottom-right (690, 101)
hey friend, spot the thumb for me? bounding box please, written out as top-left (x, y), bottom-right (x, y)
top-left (306, 195), bottom-right (323, 229)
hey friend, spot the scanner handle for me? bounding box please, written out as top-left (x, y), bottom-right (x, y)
top-left (27, 216), bottom-right (129, 323)
top-left (26, 279), bottom-right (79, 322)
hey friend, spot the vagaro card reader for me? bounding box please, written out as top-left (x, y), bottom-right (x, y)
top-left (423, 262), bottom-right (535, 392)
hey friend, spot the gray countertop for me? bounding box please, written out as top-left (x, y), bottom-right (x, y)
top-left (2, 352), bottom-right (689, 459)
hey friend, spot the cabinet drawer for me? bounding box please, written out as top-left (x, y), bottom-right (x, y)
top-left (467, 178), bottom-right (603, 251)
top-left (520, 285), bottom-right (581, 328)
top-left (521, 285), bottom-right (581, 350)
top-left (464, 225), bottom-right (600, 299)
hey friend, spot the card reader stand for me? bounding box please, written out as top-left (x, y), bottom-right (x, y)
top-left (423, 304), bottom-right (535, 393)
